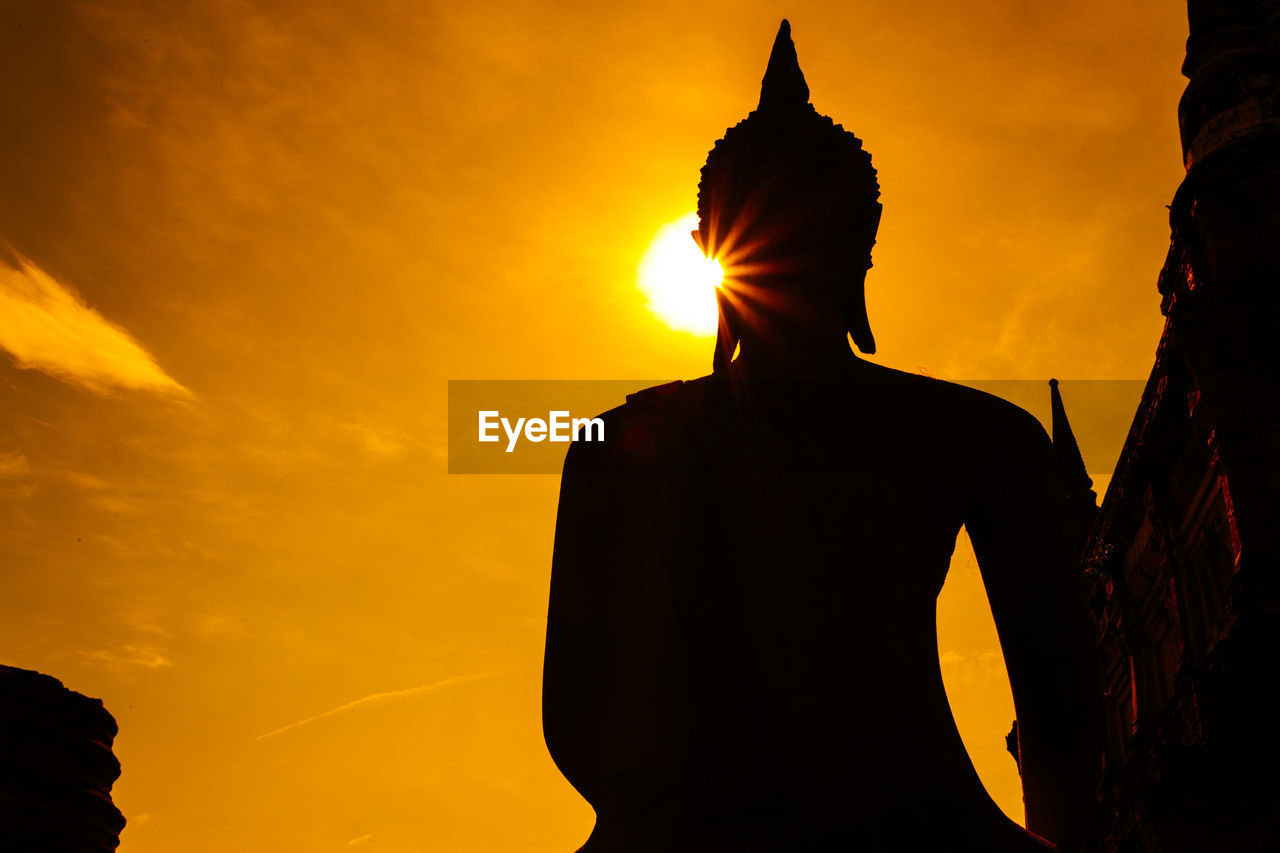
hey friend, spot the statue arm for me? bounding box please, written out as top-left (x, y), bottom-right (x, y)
top-left (542, 438), bottom-right (616, 809)
top-left (542, 416), bottom-right (693, 830)
top-left (965, 410), bottom-right (1104, 852)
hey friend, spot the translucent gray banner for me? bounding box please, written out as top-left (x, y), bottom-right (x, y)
top-left (447, 379), bottom-right (1145, 475)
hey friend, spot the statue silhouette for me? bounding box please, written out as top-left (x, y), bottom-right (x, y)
top-left (544, 21), bottom-right (1102, 852)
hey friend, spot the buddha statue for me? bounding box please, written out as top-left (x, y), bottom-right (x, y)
top-left (543, 20), bottom-right (1102, 852)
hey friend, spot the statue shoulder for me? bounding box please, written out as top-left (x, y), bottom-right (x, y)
top-left (843, 364), bottom-right (1049, 464)
top-left (563, 377), bottom-right (717, 475)
top-left (624, 375), bottom-right (720, 407)
top-left (939, 381), bottom-right (1049, 450)
top-left (865, 365), bottom-right (1047, 440)
top-left (906, 376), bottom-right (1055, 492)
top-left (617, 375), bottom-right (722, 421)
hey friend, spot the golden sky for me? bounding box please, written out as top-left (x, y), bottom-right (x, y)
top-left (0, 2), bottom-right (1188, 851)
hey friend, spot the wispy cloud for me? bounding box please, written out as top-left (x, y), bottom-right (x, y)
top-left (939, 649), bottom-right (1007, 689)
top-left (255, 674), bottom-right (486, 741)
top-left (343, 420), bottom-right (411, 458)
top-left (81, 644), bottom-right (174, 670)
top-left (0, 448), bottom-right (28, 477)
top-left (0, 251), bottom-right (189, 396)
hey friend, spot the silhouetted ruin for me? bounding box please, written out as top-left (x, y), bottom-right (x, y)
top-left (1072, 1), bottom-right (1280, 850)
top-left (0, 665), bottom-right (126, 852)
top-left (1049, 378), bottom-right (1100, 559)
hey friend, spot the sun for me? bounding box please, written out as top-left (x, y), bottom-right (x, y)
top-left (637, 212), bottom-right (723, 335)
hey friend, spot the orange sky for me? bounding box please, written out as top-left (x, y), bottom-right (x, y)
top-left (0, 2), bottom-right (1188, 851)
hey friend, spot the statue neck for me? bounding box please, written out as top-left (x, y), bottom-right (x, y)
top-left (734, 332), bottom-right (860, 376)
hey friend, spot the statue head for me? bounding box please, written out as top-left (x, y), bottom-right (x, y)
top-left (694, 20), bottom-right (881, 370)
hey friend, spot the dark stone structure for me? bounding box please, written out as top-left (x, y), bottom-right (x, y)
top-left (1064, 1), bottom-right (1280, 849)
top-left (1050, 378), bottom-right (1100, 559)
top-left (0, 665), bottom-right (126, 852)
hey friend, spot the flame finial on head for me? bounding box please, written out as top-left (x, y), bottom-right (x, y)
top-left (758, 20), bottom-right (810, 112)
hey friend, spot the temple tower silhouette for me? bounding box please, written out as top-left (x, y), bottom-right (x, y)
top-left (1049, 378), bottom-right (1098, 559)
top-left (1074, 1), bottom-right (1280, 848)
top-left (0, 665), bottom-right (126, 851)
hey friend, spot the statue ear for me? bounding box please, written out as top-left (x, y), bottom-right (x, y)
top-left (691, 228), bottom-right (706, 254)
top-left (714, 287), bottom-right (740, 371)
top-left (846, 268), bottom-right (876, 355)
top-left (846, 204), bottom-right (881, 354)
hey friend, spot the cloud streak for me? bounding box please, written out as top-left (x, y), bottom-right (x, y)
top-left (81, 644), bottom-right (174, 670)
top-left (255, 674), bottom-right (486, 741)
top-left (0, 448), bottom-right (28, 478)
top-left (0, 252), bottom-right (188, 396)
